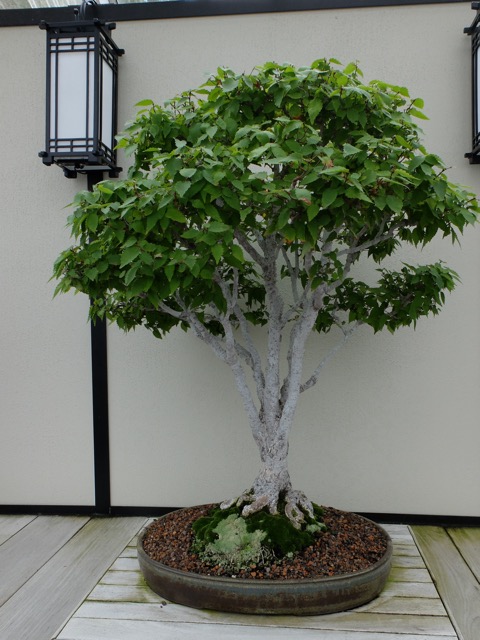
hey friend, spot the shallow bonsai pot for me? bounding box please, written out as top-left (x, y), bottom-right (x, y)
top-left (137, 508), bottom-right (393, 615)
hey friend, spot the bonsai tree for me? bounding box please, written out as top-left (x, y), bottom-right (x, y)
top-left (54, 60), bottom-right (478, 530)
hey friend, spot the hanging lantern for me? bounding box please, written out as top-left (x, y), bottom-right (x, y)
top-left (465, 2), bottom-right (480, 164)
top-left (39, 15), bottom-right (124, 178)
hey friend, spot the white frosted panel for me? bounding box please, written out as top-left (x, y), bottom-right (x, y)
top-left (101, 59), bottom-right (113, 148)
top-left (477, 51), bottom-right (480, 137)
top-left (50, 46), bottom-right (95, 149)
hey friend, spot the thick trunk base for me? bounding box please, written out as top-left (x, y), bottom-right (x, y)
top-left (221, 486), bottom-right (315, 529)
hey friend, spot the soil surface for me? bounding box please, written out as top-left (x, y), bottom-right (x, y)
top-left (142, 504), bottom-right (389, 580)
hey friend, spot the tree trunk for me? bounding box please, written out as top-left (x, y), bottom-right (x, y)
top-left (248, 437), bottom-right (292, 514)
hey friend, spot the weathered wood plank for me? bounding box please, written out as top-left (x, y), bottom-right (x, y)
top-left (0, 515), bottom-right (89, 606)
top-left (392, 555), bottom-right (428, 568)
top-left (84, 585), bottom-right (454, 635)
top-left (110, 557), bottom-right (139, 572)
top-left (0, 516), bottom-right (146, 640)
top-left (448, 528), bottom-right (480, 584)
top-left (88, 583), bottom-right (163, 604)
top-left (382, 580), bottom-right (440, 598)
top-left (389, 567), bottom-right (433, 582)
top-left (412, 525), bottom-right (480, 640)
top-left (0, 515), bottom-right (37, 545)
top-left (394, 543), bottom-right (425, 557)
top-left (100, 570), bottom-right (146, 586)
top-left (76, 595), bottom-right (449, 623)
top-left (57, 616), bottom-right (456, 640)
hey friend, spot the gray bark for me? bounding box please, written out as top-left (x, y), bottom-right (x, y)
top-left (158, 226), bottom-right (392, 526)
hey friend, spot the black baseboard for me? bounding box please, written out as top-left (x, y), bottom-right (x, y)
top-left (1, 504), bottom-right (479, 526)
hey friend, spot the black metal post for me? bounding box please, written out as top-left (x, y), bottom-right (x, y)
top-left (88, 170), bottom-right (111, 514)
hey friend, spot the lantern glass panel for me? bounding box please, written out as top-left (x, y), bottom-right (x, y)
top-left (101, 56), bottom-right (114, 149)
top-left (476, 45), bottom-right (480, 141)
top-left (52, 48), bottom-right (94, 150)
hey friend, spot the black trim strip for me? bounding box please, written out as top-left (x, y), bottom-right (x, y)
top-left (0, 504), bottom-right (479, 526)
top-left (88, 171), bottom-right (111, 516)
top-left (90, 317), bottom-right (111, 514)
top-left (0, 0), bottom-right (470, 28)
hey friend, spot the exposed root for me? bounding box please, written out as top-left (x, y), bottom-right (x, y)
top-left (221, 488), bottom-right (316, 530)
top-left (285, 490), bottom-right (315, 529)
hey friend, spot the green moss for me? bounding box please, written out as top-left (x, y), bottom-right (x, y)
top-left (192, 513), bottom-right (274, 572)
top-left (191, 500), bottom-right (327, 565)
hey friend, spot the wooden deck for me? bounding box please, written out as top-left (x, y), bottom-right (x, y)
top-left (0, 515), bottom-right (479, 640)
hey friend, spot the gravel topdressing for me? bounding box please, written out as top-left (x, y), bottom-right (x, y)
top-left (141, 504), bottom-right (389, 580)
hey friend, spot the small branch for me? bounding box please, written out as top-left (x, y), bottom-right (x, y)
top-left (218, 298), bottom-right (267, 451)
top-left (278, 302), bottom-right (319, 435)
top-left (171, 294), bottom-right (229, 363)
top-left (300, 322), bottom-right (361, 393)
top-left (281, 246), bottom-right (300, 304)
top-left (234, 303), bottom-right (265, 401)
top-left (234, 229), bottom-right (265, 267)
top-left (337, 217), bottom-right (406, 260)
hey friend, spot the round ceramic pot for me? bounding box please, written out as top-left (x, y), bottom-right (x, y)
top-left (137, 508), bottom-right (393, 615)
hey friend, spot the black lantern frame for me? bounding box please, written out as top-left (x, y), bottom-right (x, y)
top-left (39, 18), bottom-right (124, 178)
top-left (465, 2), bottom-right (480, 164)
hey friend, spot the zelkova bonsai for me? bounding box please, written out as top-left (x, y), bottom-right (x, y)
top-left (54, 60), bottom-right (478, 538)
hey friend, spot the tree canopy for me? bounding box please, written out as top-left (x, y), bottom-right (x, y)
top-left (54, 60), bottom-right (479, 525)
top-left (55, 60), bottom-right (476, 338)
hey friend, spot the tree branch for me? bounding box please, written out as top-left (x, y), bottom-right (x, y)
top-left (213, 268), bottom-right (265, 402)
top-left (234, 229), bottom-right (265, 267)
top-left (169, 294), bottom-right (229, 363)
top-left (300, 321), bottom-right (361, 393)
top-left (217, 294), bottom-right (267, 451)
top-left (234, 303), bottom-right (265, 402)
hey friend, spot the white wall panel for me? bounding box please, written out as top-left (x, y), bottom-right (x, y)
top-left (108, 4), bottom-right (480, 515)
top-left (0, 28), bottom-right (95, 505)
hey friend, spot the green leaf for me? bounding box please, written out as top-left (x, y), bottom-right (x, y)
top-left (211, 244), bottom-right (224, 263)
top-left (164, 264), bottom-right (175, 281)
top-left (130, 276), bottom-right (153, 296)
top-left (307, 97), bottom-right (323, 124)
top-left (408, 156), bottom-right (425, 171)
top-left (231, 244), bottom-right (244, 262)
top-left (124, 265), bottom-right (139, 286)
top-left (307, 204), bottom-right (318, 222)
top-left (180, 168), bottom-right (197, 178)
top-left (343, 143), bottom-right (362, 157)
top-left (222, 78), bottom-right (238, 92)
top-left (409, 108), bottom-right (428, 120)
top-left (386, 196), bottom-right (403, 213)
top-left (293, 188), bottom-right (312, 202)
top-left (174, 181), bottom-right (191, 197)
top-left (135, 99), bottom-right (154, 107)
top-left (166, 208), bottom-right (187, 223)
top-left (97, 184), bottom-right (114, 195)
top-left (120, 246), bottom-right (141, 268)
top-left (208, 221), bottom-right (231, 233)
top-left (433, 181), bottom-right (447, 199)
top-left (276, 208), bottom-right (291, 229)
top-left (343, 62), bottom-right (357, 74)
top-left (86, 213), bottom-right (99, 232)
top-left (322, 188), bottom-right (338, 209)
